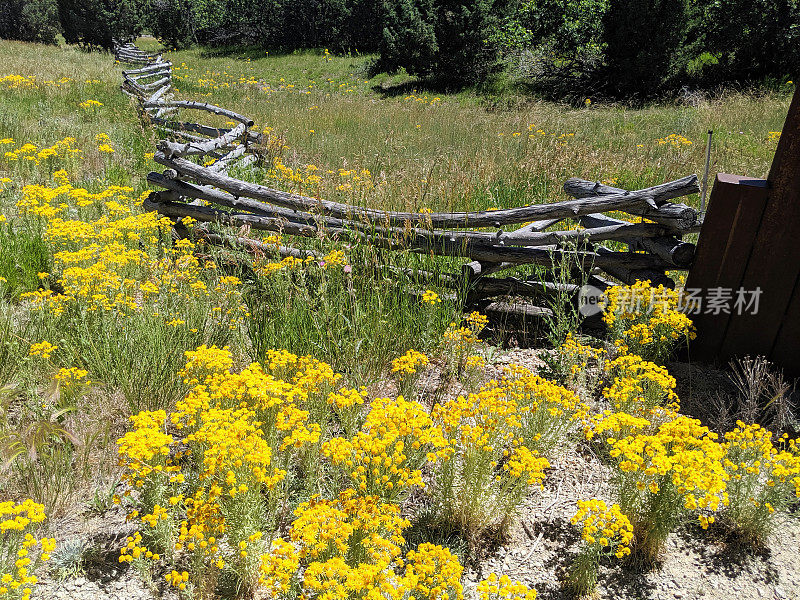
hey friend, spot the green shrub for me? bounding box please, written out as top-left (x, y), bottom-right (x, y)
top-left (380, 0), bottom-right (507, 86)
top-left (380, 0), bottom-right (438, 75)
top-left (0, 0), bottom-right (60, 44)
top-left (682, 0), bottom-right (800, 85)
top-left (602, 0), bottom-right (689, 96)
top-left (146, 0), bottom-right (195, 49)
top-left (56, 0), bottom-right (145, 50)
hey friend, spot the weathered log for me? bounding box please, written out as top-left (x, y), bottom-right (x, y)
top-left (140, 76), bottom-right (171, 92)
top-left (502, 221), bottom-right (672, 247)
top-left (147, 84), bottom-right (172, 105)
top-left (153, 106), bottom-right (179, 120)
top-left (123, 61), bottom-right (172, 76)
top-left (594, 246), bottom-right (675, 287)
top-left (148, 171), bottom-right (681, 252)
top-left (209, 145), bottom-right (248, 172)
top-left (159, 129), bottom-right (213, 145)
top-left (564, 178), bottom-right (700, 231)
top-left (129, 69), bottom-right (171, 82)
top-left (193, 230), bottom-right (323, 260)
top-left (580, 213), bottom-right (695, 267)
top-left (143, 101), bottom-right (254, 126)
top-left (154, 152), bottom-right (699, 229)
top-left (482, 301), bottom-right (553, 319)
top-left (149, 119), bottom-right (262, 144)
top-left (503, 218), bottom-right (566, 240)
top-left (463, 220), bottom-right (561, 278)
top-left (144, 193), bottom-right (677, 270)
top-left (187, 227), bottom-right (587, 303)
top-left (158, 122), bottom-right (247, 158)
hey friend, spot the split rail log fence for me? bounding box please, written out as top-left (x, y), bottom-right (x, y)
top-left (114, 41), bottom-right (703, 317)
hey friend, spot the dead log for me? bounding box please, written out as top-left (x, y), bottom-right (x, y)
top-left (143, 101), bottom-right (254, 126)
top-left (594, 246), bottom-right (675, 287)
top-left (157, 122), bottom-right (247, 158)
top-left (564, 178), bottom-right (700, 231)
top-left (144, 192), bottom-right (676, 271)
top-left (148, 172), bottom-right (682, 252)
top-left (154, 152), bottom-right (699, 229)
top-left (149, 119), bottom-right (262, 144)
top-left (140, 76), bottom-right (171, 92)
top-left (580, 213), bottom-right (695, 267)
top-left (123, 61), bottom-right (172, 76)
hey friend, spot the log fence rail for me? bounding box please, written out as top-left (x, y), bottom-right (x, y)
top-left (112, 41), bottom-right (703, 314)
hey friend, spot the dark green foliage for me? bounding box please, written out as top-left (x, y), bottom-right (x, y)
top-left (0, 0), bottom-right (60, 44)
top-left (503, 0), bottom-right (608, 99)
top-left (381, 0), bottom-right (437, 74)
top-left (521, 0), bottom-right (608, 60)
top-left (683, 0), bottom-right (800, 84)
top-left (380, 0), bottom-right (507, 86)
top-left (3, 0), bottom-right (797, 97)
top-left (146, 0), bottom-right (196, 49)
top-left (57, 0), bottom-right (144, 49)
top-left (602, 0), bottom-right (689, 96)
top-left (433, 0), bottom-right (503, 84)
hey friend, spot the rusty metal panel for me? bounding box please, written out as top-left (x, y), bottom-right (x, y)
top-left (687, 86), bottom-right (800, 374)
top-left (720, 90), bottom-right (800, 365)
top-left (686, 175), bottom-right (769, 362)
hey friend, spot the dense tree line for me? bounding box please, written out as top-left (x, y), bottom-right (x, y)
top-left (0, 0), bottom-right (797, 97)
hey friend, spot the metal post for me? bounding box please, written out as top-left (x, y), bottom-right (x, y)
top-left (701, 129), bottom-right (713, 212)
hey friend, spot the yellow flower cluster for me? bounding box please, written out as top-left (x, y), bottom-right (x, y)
top-left (391, 349), bottom-right (429, 376)
top-left (657, 134), bottom-right (693, 147)
top-left (606, 414), bottom-right (729, 559)
top-left (571, 499), bottom-right (633, 558)
top-left (117, 345), bottom-right (347, 591)
top-left (501, 364), bottom-right (589, 452)
top-left (557, 333), bottom-right (603, 378)
top-left (603, 354), bottom-right (679, 415)
top-left (323, 395), bottom-right (446, 500)
top-left (603, 280), bottom-right (695, 363)
top-left (16, 177), bottom-right (247, 327)
top-left (443, 312), bottom-right (489, 372)
top-left (78, 99), bottom-right (103, 110)
top-left (476, 573), bottom-right (537, 600)
top-left (584, 410), bottom-right (653, 442)
top-left (0, 500), bottom-right (54, 600)
top-left (403, 543), bottom-right (463, 600)
top-left (421, 290), bottom-right (441, 305)
top-left (262, 492), bottom-right (470, 600)
top-left (0, 74), bottom-right (37, 89)
top-left (721, 422), bottom-right (800, 541)
top-left (428, 368), bottom-right (571, 538)
top-left (2, 137), bottom-right (81, 165)
top-left (54, 366), bottom-right (89, 387)
top-left (465, 354), bottom-right (486, 371)
top-left (28, 341), bottom-right (57, 359)
top-left (502, 446), bottom-right (549, 486)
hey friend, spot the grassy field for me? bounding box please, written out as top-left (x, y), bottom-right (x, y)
top-left (1, 39), bottom-right (791, 209)
top-left (1, 38), bottom-right (799, 600)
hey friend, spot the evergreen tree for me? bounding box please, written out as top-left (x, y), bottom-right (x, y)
top-left (0, 0), bottom-right (60, 44)
top-left (602, 0), bottom-right (689, 95)
top-left (381, 0), bottom-right (438, 75)
top-left (432, 0), bottom-right (503, 84)
top-left (147, 0), bottom-right (196, 49)
top-left (380, 0), bottom-right (506, 86)
top-left (57, 0), bottom-right (145, 49)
